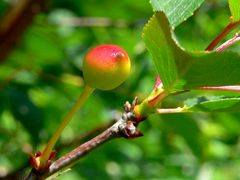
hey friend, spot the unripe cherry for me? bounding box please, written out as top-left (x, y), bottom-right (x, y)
top-left (39, 44), bottom-right (131, 169)
top-left (83, 44), bottom-right (131, 90)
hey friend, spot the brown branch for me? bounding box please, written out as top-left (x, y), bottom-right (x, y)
top-left (25, 128), bottom-right (119, 180)
top-left (47, 125), bottom-right (118, 177)
top-left (205, 20), bottom-right (240, 51)
top-left (56, 122), bottom-right (114, 151)
top-left (0, 0), bottom-right (49, 63)
top-left (24, 99), bottom-right (143, 179)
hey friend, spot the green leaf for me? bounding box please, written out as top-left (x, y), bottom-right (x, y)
top-left (184, 96), bottom-right (240, 112)
top-left (229, 0), bottom-right (240, 22)
top-left (150, 0), bottom-right (205, 27)
top-left (7, 87), bottom-right (44, 144)
top-left (23, 28), bottom-right (64, 63)
top-left (143, 12), bottom-right (240, 92)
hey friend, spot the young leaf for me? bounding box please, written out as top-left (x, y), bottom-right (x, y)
top-left (150, 0), bottom-right (205, 27)
top-left (184, 96), bottom-right (240, 112)
top-left (143, 12), bottom-right (240, 92)
top-left (229, 0), bottom-right (240, 22)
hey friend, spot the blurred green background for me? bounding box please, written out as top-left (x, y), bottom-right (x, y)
top-left (0, 0), bottom-right (240, 179)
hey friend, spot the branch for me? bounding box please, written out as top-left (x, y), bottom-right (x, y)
top-left (205, 19), bottom-right (240, 51)
top-left (25, 98), bottom-right (143, 179)
top-left (56, 122), bottom-right (114, 151)
top-left (47, 124), bottom-right (118, 177)
top-left (215, 32), bottom-right (240, 52)
top-left (0, 0), bottom-right (48, 63)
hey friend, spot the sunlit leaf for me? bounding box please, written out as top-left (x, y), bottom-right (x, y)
top-left (229, 0), bottom-right (240, 22)
top-left (143, 12), bottom-right (240, 92)
top-left (150, 0), bottom-right (205, 27)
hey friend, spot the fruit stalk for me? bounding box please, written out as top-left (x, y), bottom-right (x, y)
top-left (39, 85), bottom-right (94, 167)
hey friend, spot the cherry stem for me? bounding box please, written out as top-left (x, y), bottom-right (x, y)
top-left (39, 85), bottom-right (95, 167)
top-left (205, 20), bottom-right (240, 51)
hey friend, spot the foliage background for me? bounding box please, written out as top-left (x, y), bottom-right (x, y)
top-left (0, 0), bottom-right (240, 179)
